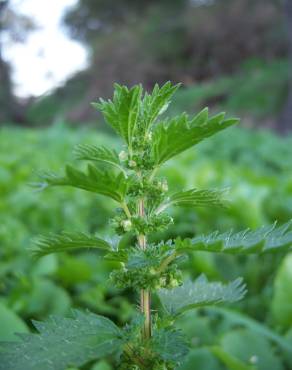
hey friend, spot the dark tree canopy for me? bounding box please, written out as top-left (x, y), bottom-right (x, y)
top-left (64, 0), bottom-right (188, 42)
top-left (57, 0), bottom-right (289, 125)
top-left (0, 0), bottom-right (35, 123)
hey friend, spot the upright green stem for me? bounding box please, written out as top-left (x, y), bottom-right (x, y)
top-left (122, 201), bottom-right (132, 219)
top-left (138, 198), bottom-right (151, 339)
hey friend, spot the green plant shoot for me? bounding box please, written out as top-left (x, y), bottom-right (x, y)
top-left (1, 82), bottom-right (292, 370)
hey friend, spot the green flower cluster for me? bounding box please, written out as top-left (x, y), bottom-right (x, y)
top-left (110, 263), bottom-right (182, 291)
top-left (118, 134), bottom-right (155, 170)
top-left (109, 244), bottom-right (182, 290)
top-left (110, 211), bottom-right (173, 235)
top-left (128, 176), bottom-right (168, 199)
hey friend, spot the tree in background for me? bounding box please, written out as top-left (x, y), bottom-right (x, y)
top-left (60, 0), bottom-right (287, 124)
top-left (0, 0), bottom-right (14, 123)
top-left (1, 0), bottom-right (290, 128)
top-left (64, 0), bottom-right (187, 42)
top-left (0, 0), bottom-right (34, 124)
top-left (278, 0), bottom-right (292, 133)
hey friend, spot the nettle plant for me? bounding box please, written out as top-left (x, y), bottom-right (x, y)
top-left (1, 83), bottom-right (292, 370)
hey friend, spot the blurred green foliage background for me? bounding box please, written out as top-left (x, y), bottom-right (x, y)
top-left (1, 0), bottom-right (292, 368)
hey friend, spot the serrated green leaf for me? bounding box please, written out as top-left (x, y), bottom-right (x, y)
top-left (151, 110), bottom-right (239, 165)
top-left (151, 328), bottom-right (189, 364)
top-left (176, 221), bottom-right (292, 255)
top-left (39, 164), bottom-right (128, 203)
top-left (0, 310), bottom-right (124, 370)
top-left (31, 231), bottom-right (111, 258)
top-left (141, 82), bottom-right (180, 132)
top-left (156, 188), bottom-right (227, 214)
top-left (158, 275), bottom-right (246, 315)
top-left (104, 249), bottom-right (128, 263)
top-left (74, 144), bottom-right (124, 172)
top-left (93, 84), bottom-right (142, 149)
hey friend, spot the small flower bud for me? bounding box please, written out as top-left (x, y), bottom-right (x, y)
top-left (128, 160), bottom-right (137, 168)
top-left (169, 278), bottom-right (179, 288)
top-left (161, 179), bottom-right (168, 192)
top-left (145, 131), bottom-right (152, 142)
top-left (121, 219), bottom-right (132, 231)
top-left (157, 179), bottom-right (168, 192)
top-left (119, 150), bottom-right (128, 161)
top-left (249, 355), bottom-right (258, 364)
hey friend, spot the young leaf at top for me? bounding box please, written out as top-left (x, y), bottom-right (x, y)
top-left (175, 220), bottom-right (292, 255)
top-left (93, 84), bottom-right (142, 150)
top-left (158, 275), bottom-right (246, 316)
top-left (155, 188), bottom-right (228, 214)
top-left (151, 110), bottom-right (239, 165)
top-left (39, 164), bottom-right (128, 203)
top-left (141, 82), bottom-right (180, 134)
top-left (31, 231), bottom-right (111, 258)
top-left (74, 144), bottom-right (125, 173)
top-left (0, 310), bottom-right (124, 370)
